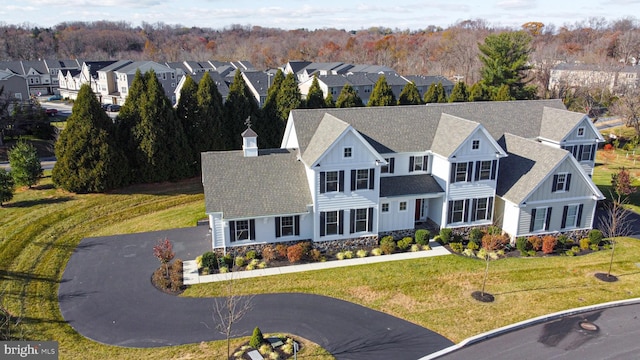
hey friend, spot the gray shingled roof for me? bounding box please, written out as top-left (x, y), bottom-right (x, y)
top-left (201, 149), bottom-right (311, 218)
top-left (290, 100), bottom-right (568, 157)
top-left (380, 174), bottom-right (444, 197)
top-left (430, 114), bottom-right (480, 158)
top-left (496, 134), bottom-right (569, 204)
top-left (539, 107), bottom-right (588, 142)
top-left (301, 114), bottom-right (350, 166)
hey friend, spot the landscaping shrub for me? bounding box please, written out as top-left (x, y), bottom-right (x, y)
top-left (527, 250), bottom-right (537, 257)
top-left (589, 229), bottom-right (603, 246)
top-left (481, 233), bottom-right (508, 250)
top-left (466, 241), bottom-right (479, 251)
top-left (487, 225), bottom-right (501, 235)
top-left (344, 250), bottom-right (354, 259)
top-left (528, 236), bottom-right (542, 251)
top-left (262, 246), bottom-right (277, 263)
top-left (336, 252), bottom-right (345, 260)
top-left (219, 266), bottom-right (229, 273)
top-left (371, 248), bottom-right (382, 256)
top-left (516, 236), bottom-right (528, 255)
top-left (422, 244), bottom-right (431, 251)
top-left (542, 235), bottom-right (557, 254)
top-left (201, 267), bottom-right (210, 275)
top-left (411, 244), bottom-right (420, 252)
top-left (450, 242), bottom-right (463, 253)
top-left (397, 237), bottom-right (413, 251)
top-left (222, 253), bottom-right (233, 267)
top-left (201, 251), bottom-right (218, 270)
top-left (299, 241), bottom-right (313, 257)
top-left (571, 246), bottom-right (581, 253)
top-left (235, 256), bottom-right (246, 268)
top-left (287, 243), bottom-right (304, 263)
top-left (469, 228), bottom-right (484, 245)
top-left (590, 244), bottom-right (600, 251)
top-left (275, 244), bottom-right (288, 259)
top-left (258, 261), bottom-right (267, 269)
top-left (415, 229), bottom-right (430, 245)
top-left (152, 270), bottom-right (169, 289)
top-left (439, 228), bottom-right (453, 244)
top-left (565, 250), bottom-right (576, 256)
top-left (250, 327), bottom-right (265, 348)
top-left (310, 248), bottom-right (323, 262)
top-left (556, 235), bottom-right (569, 249)
top-left (356, 249), bottom-right (368, 258)
top-left (380, 235), bottom-right (396, 254)
top-left (245, 250), bottom-right (257, 260)
top-left (462, 248), bottom-right (475, 257)
top-left (195, 255), bottom-right (202, 268)
top-left (579, 238), bottom-right (591, 250)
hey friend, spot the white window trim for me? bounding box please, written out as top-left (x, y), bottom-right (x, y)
top-left (475, 198), bottom-right (489, 220)
top-left (555, 172), bottom-right (569, 192)
top-left (455, 162), bottom-right (468, 182)
top-left (413, 156), bottom-right (424, 171)
top-left (472, 139), bottom-right (480, 150)
top-left (324, 171), bottom-right (339, 193)
top-left (577, 127), bottom-right (585, 137)
top-left (533, 207), bottom-right (548, 231)
top-left (381, 203), bottom-right (389, 213)
top-left (565, 204), bottom-right (579, 229)
top-left (354, 208), bottom-right (369, 232)
top-left (280, 216), bottom-right (295, 237)
top-left (325, 211), bottom-right (339, 235)
top-left (343, 147), bottom-right (352, 158)
top-left (451, 199), bottom-right (465, 223)
top-left (399, 201), bottom-right (407, 212)
top-left (355, 169), bottom-right (370, 190)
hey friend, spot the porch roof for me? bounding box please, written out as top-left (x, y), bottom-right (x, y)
top-left (380, 174), bottom-right (444, 197)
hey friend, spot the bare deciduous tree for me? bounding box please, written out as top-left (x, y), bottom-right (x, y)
top-left (213, 278), bottom-right (254, 360)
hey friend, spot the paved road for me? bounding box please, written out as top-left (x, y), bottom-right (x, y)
top-left (435, 303), bottom-right (640, 360)
top-left (58, 226), bottom-right (453, 359)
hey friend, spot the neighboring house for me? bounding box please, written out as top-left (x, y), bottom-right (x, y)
top-left (173, 71), bottom-right (229, 105)
top-left (549, 63), bottom-right (640, 93)
top-left (57, 61), bottom-right (118, 101)
top-left (403, 75), bottom-right (454, 98)
top-left (95, 60), bottom-right (177, 105)
top-left (202, 100), bottom-right (605, 252)
top-left (242, 71), bottom-right (272, 106)
top-left (0, 69), bottom-right (29, 101)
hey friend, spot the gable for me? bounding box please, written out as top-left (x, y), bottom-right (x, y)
top-left (562, 117), bottom-right (604, 143)
top-left (315, 129), bottom-right (383, 168)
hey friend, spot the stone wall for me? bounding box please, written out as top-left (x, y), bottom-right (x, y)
top-left (212, 236), bottom-right (380, 257)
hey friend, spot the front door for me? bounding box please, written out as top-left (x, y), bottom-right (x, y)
top-left (415, 199), bottom-right (422, 221)
top-left (415, 198), bottom-right (428, 222)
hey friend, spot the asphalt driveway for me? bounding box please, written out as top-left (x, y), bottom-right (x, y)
top-left (58, 227), bottom-right (454, 360)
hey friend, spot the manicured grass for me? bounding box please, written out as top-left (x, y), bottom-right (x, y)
top-left (0, 175), bottom-right (332, 360)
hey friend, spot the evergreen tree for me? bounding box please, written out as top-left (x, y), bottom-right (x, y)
top-left (492, 84), bottom-right (514, 101)
top-left (258, 70), bottom-right (285, 148)
top-left (398, 81), bottom-right (423, 105)
top-left (324, 90), bottom-right (335, 108)
top-left (134, 70), bottom-right (193, 182)
top-left (0, 168), bottom-right (14, 206)
top-left (335, 84), bottom-right (363, 108)
top-left (276, 72), bottom-right (302, 121)
top-left (9, 140), bottom-right (41, 188)
top-left (176, 75), bottom-right (199, 165)
top-left (53, 84), bottom-right (127, 192)
top-left (435, 82), bottom-right (447, 103)
top-left (449, 81), bottom-right (469, 103)
top-left (195, 72), bottom-right (224, 151)
top-left (424, 83), bottom-right (438, 103)
top-left (478, 31), bottom-right (536, 100)
top-left (223, 70), bottom-right (260, 149)
top-left (368, 75), bottom-right (396, 106)
top-left (305, 75), bottom-right (326, 109)
top-left (115, 70), bottom-right (146, 183)
top-left (469, 82), bottom-right (490, 101)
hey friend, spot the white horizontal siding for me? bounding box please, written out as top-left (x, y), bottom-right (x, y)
top-left (448, 182), bottom-right (495, 200)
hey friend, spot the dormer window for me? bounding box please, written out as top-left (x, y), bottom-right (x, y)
top-left (472, 140), bottom-right (480, 150)
top-left (343, 147), bottom-right (352, 158)
top-left (577, 127), bottom-right (585, 137)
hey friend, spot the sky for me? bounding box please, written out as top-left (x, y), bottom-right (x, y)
top-left (1, 0), bottom-right (639, 31)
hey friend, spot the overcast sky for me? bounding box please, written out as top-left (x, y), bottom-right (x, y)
top-left (2, 0), bottom-right (638, 31)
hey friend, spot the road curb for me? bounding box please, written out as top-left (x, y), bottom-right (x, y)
top-left (420, 297), bottom-right (640, 360)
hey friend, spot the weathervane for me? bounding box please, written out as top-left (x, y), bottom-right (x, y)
top-left (245, 116), bottom-right (252, 128)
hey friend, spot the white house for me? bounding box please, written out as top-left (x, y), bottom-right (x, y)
top-left (202, 100), bottom-right (605, 252)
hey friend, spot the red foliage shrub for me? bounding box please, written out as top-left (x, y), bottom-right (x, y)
top-left (528, 236), bottom-right (542, 251)
top-left (542, 235), bottom-right (557, 254)
top-left (287, 243), bottom-right (304, 263)
top-left (275, 244), bottom-right (288, 259)
top-left (262, 246), bottom-right (277, 263)
top-left (481, 233), bottom-right (508, 251)
top-left (603, 143), bottom-right (613, 151)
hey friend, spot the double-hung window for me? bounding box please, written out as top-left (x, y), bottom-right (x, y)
top-left (478, 161), bottom-right (492, 180)
top-left (530, 207), bottom-right (552, 232)
top-left (552, 173), bottom-right (571, 192)
top-left (320, 171), bottom-right (344, 193)
top-left (351, 169), bottom-right (374, 191)
top-left (320, 210), bottom-right (344, 236)
top-left (229, 219), bottom-right (255, 242)
top-left (275, 215), bottom-right (300, 237)
top-left (561, 204), bottom-right (584, 229)
top-left (350, 208), bottom-right (372, 233)
top-left (455, 163), bottom-right (469, 182)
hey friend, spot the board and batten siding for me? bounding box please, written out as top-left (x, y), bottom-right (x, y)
top-left (379, 153), bottom-right (430, 177)
top-left (378, 197), bottom-right (417, 232)
top-left (525, 159), bottom-right (591, 203)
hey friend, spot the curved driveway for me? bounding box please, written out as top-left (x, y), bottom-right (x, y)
top-left (59, 228), bottom-right (453, 359)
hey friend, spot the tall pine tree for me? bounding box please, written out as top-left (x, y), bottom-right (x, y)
top-left (223, 70), bottom-right (260, 150)
top-left (256, 70), bottom-right (285, 148)
top-left (276, 72), bottom-right (303, 121)
top-left (176, 75), bottom-right (200, 167)
top-left (469, 81), bottom-right (490, 101)
top-left (195, 72), bottom-right (224, 151)
top-left (449, 81), bottom-right (469, 102)
top-left (335, 84), bottom-right (363, 108)
top-left (305, 75), bottom-right (326, 109)
top-left (325, 90), bottom-right (335, 108)
top-left (368, 75), bottom-right (396, 106)
top-left (398, 82), bottom-right (423, 105)
top-left (53, 84), bottom-right (127, 192)
top-left (115, 70), bottom-right (146, 183)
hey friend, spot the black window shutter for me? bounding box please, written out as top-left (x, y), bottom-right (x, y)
top-left (577, 145), bottom-right (584, 161)
top-left (571, 146), bottom-right (578, 158)
top-left (369, 168), bottom-right (375, 189)
top-left (319, 212), bottom-right (325, 236)
top-left (491, 160), bottom-right (497, 180)
top-left (319, 172), bottom-right (325, 194)
top-left (339, 171), bottom-right (344, 192)
top-left (350, 210), bottom-right (355, 234)
top-left (450, 163), bottom-right (456, 183)
top-left (561, 206), bottom-right (568, 229)
top-left (566, 173), bottom-right (572, 191)
top-left (552, 175), bottom-right (558, 192)
top-left (389, 158), bottom-right (395, 173)
top-left (368, 207), bottom-right (373, 231)
top-left (545, 208), bottom-right (552, 230)
top-left (474, 161), bottom-right (481, 181)
top-left (529, 209), bottom-right (536, 232)
top-left (447, 201), bottom-right (453, 224)
top-left (590, 144), bottom-right (596, 161)
top-left (466, 162), bottom-right (473, 181)
top-left (576, 204), bottom-right (584, 227)
top-left (464, 199), bottom-right (470, 222)
top-left (249, 219), bottom-right (255, 240)
top-left (471, 198), bottom-right (478, 221)
top-left (339, 210), bottom-right (344, 235)
top-left (409, 156), bottom-right (415, 172)
top-left (229, 221), bottom-right (236, 242)
top-left (423, 156), bottom-right (428, 172)
top-left (275, 217), bottom-right (281, 238)
top-left (350, 170), bottom-right (356, 191)
top-left (488, 197), bottom-right (494, 217)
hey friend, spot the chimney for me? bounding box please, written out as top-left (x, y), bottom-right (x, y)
top-left (242, 116), bottom-right (258, 157)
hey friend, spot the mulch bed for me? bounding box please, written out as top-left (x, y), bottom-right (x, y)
top-left (471, 291), bottom-right (495, 303)
top-left (594, 272), bottom-right (619, 282)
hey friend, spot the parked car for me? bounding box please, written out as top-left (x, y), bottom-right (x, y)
top-left (45, 108), bottom-right (58, 116)
top-left (48, 94), bottom-right (62, 101)
top-left (107, 104), bottom-right (121, 112)
top-left (101, 103), bottom-right (110, 111)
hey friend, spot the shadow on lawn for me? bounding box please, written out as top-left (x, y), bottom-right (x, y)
top-left (494, 283), bottom-right (592, 296)
top-left (0, 269), bottom-right (61, 284)
top-left (6, 196), bottom-right (73, 208)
